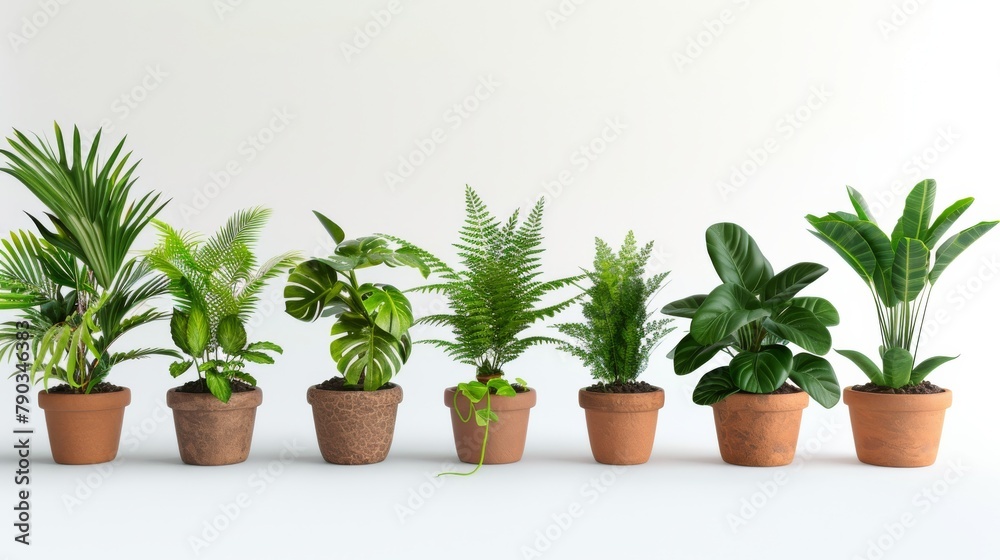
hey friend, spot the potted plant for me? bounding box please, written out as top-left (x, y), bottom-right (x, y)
top-left (145, 208), bottom-right (300, 466)
top-left (807, 180), bottom-right (997, 467)
top-left (661, 222), bottom-right (841, 467)
top-left (0, 124), bottom-right (177, 464)
top-left (284, 211), bottom-right (428, 465)
top-left (554, 232), bottom-right (675, 465)
top-left (392, 186), bottom-right (579, 474)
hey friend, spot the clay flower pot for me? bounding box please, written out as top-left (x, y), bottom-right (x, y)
top-left (166, 388), bottom-right (263, 466)
top-left (37, 387), bottom-right (131, 465)
top-left (445, 386), bottom-right (537, 464)
top-left (306, 383), bottom-right (403, 465)
top-left (711, 391), bottom-right (809, 467)
top-left (843, 387), bottom-right (952, 467)
top-left (579, 387), bottom-right (664, 465)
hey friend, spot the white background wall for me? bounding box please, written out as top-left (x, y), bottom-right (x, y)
top-left (2, 1), bottom-right (998, 559)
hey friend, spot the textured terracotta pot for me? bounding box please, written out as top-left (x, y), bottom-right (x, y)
top-left (37, 387), bottom-right (131, 465)
top-left (307, 383), bottom-right (403, 465)
top-left (843, 387), bottom-right (952, 467)
top-left (579, 387), bottom-right (664, 465)
top-left (711, 391), bottom-right (809, 467)
top-left (166, 388), bottom-right (263, 466)
top-left (445, 386), bottom-right (537, 464)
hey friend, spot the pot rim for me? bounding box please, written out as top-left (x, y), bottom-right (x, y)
top-left (37, 386), bottom-right (131, 412)
top-left (843, 386), bottom-right (952, 411)
top-left (307, 382), bottom-right (403, 405)
top-left (444, 385), bottom-right (537, 410)
top-left (166, 386), bottom-right (263, 411)
top-left (711, 389), bottom-right (809, 412)
top-left (578, 386), bottom-right (665, 413)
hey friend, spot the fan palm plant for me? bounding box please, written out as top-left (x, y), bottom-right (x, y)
top-left (0, 124), bottom-right (176, 393)
top-left (146, 208), bottom-right (301, 402)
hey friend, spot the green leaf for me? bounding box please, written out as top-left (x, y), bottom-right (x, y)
top-left (217, 315), bottom-right (247, 355)
top-left (705, 222), bottom-right (773, 294)
top-left (764, 305), bottom-right (832, 354)
top-left (242, 351), bottom-right (275, 365)
top-left (925, 197), bottom-right (973, 248)
top-left (458, 381), bottom-right (488, 402)
top-left (246, 341), bottom-right (283, 354)
top-left (910, 355), bottom-right (957, 384)
top-left (690, 283), bottom-right (769, 345)
top-left (205, 371), bottom-right (232, 403)
top-left (928, 221), bottom-right (999, 284)
top-left (312, 211), bottom-right (345, 244)
top-left (671, 334), bottom-right (730, 375)
top-left (730, 345), bottom-right (793, 394)
top-left (329, 313), bottom-right (409, 390)
top-left (186, 306), bottom-right (210, 356)
top-left (787, 297), bottom-right (840, 326)
top-left (835, 349), bottom-right (885, 385)
top-left (170, 310), bottom-right (191, 354)
top-left (362, 284), bottom-right (414, 339)
top-left (806, 216), bottom-right (877, 284)
top-left (231, 371), bottom-right (258, 386)
top-left (494, 384), bottom-right (516, 397)
top-left (474, 408), bottom-right (492, 427)
top-left (692, 366), bottom-right (739, 406)
top-left (892, 179), bottom-right (936, 246)
top-left (169, 360), bottom-right (192, 378)
top-left (284, 259), bottom-right (347, 321)
top-left (660, 294), bottom-right (707, 319)
top-left (847, 186), bottom-right (875, 223)
top-left (882, 347), bottom-right (914, 389)
top-left (788, 353), bottom-right (840, 408)
top-left (891, 238), bottom-right (929, 303)
top-left (761, 262), bottom-right (828, 304)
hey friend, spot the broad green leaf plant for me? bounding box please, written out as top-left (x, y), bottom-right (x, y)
top-left (283, 212), bottom-right (429, 391)
top-left (807, 180), bottom-right (998, 388)
top-left (555, 232), bottom-right (675, 388)
top-left (146, 208), bottom-right (300, 402)
top-left (661, 223), bottom-right (841, 408)
top-left (391, 186), bottom-right (579, 475)
top-left (0, 124), bottom-right (177, 393)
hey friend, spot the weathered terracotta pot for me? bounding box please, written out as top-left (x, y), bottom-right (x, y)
top-left (579, 387), bottom-right (664, 465)
top-left (711, 391), bottom-right (809, 467)
top-left (445, 386), bottom-right (536, 464)
top-left (307, 383), bottom-right (403, 465)
top-left (38, 387), bottom-right (131, 465)
top-left (843, 387), bottom-right (952, 467)
top-left (166, 388), bottom-right (263, 466)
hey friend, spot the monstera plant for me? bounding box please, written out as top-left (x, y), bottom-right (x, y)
top-left (807, 179), bottom-right (997, 467)
top-left (284, 211), bottom-right (428, 465)
top-left (661, 222), bottom-right (840, 466)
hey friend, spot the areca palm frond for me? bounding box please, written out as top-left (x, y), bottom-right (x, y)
top-left (0, 123), bottom-right (168, 289)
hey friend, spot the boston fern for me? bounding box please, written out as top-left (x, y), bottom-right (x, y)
top-left (0, 124), bottom-right (177, 393)
top-left (807, 180), bottom-right (997, 388)
top-left (391, 186), bottom-right (579, 377)
top-left (146, 208), bottom-right (301, 402)
top-left (555, 232), bottom-right (674, 386)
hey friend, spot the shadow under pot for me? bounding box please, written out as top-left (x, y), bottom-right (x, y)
top-left (38, 387), bottom-right (131, 465)
top-left (166, 387), bottom-right (263, 466)
top-left (306, 383), bottom-right (403, 465)
top-left (711, 391), bottom-right (809, 467)
top-left (579, 387), bottom-right (665, 465)
top-left (445, 386), bottom-right (537, 464)
top-left (843, 387), bottom-right (952, 467)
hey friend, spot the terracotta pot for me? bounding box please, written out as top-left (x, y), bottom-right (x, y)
top-left (843, 387), bottom-right (952, 467)
top-left (445, 386), bottom-right (537, 464)
top-left (307, 383), bottom-right (403, 465)
top-left (37, 387), bottom-right (131, 465)
top-left (579, 387), bottom-right (664, 465)
top-left (166, 388), bottom-right (263, 466)
top-left (711, 391), bottom-right (809, 467)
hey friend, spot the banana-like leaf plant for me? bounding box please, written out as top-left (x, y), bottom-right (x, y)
top-left (146, 208), bottom-right (301, 402)
top-left (662, 222), bottom-right (841, 408)
top-left (806, 179), bottom-right (998, 388)
top-left (283, 212), bottom-right (429, 391)
top-left (0, 124), bottom-right (178, 393)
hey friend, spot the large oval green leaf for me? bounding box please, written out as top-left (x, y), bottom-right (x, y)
top-left (692, 366), bottom-right (739, 406)
top-left (284, 259), bottom-right (347, 321)
top-left (360, 284), bottom-right (413, 339)
top-left (835, 349), bottom-right (884, 385)
top-left (806, 216), bottom-right (877, 284)
top-left (787, 297), bottom-right (840, 326)
top-left (882, 346), bottom-right (914, 389)
top-left (671, 333), bottom-right (730, 375)
top-left (763, 305), bottom-right (832, 354)
top-left (891, 179), bottom-right (936, 246)
top-left (928, 221), bottom-right (998, 284)
top-left (660, 294), bottom-right (707, 319)
top-left (217, 315), bottom-right (247, 355)
top-left (788, 353), bottom-right (840, 408)
top-left (690, 284), bottom-right (768, 345)
top-left (705, 223), bottom-right (773, 294)
top-left (329, 313), bottom-right (410, 390)
top-left (761, 262), bottom-right (828, 304)
top-left (186, 305), bottom-right (210, 356)
top-left (731, 345), bottom-right (793, 394)
top-left (891, 238), bottom-right (929, 303)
